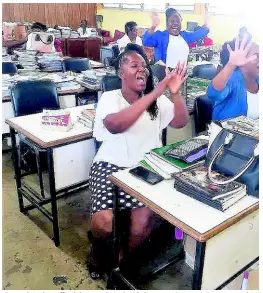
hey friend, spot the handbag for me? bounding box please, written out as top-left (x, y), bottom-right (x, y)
top-left (28, 32), bottom-right (54, 53)
top-left (205, 121), bottom-right (259, 197)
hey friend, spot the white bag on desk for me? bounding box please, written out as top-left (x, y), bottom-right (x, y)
top-left (27, 32), bottom-right (55, 53)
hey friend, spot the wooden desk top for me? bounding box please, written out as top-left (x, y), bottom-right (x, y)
top-left (110, 169), bottom-right (259, 242)
top-left (6, 105), bottom-right (94, 148)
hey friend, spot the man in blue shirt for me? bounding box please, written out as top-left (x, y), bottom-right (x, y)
top-left (143, 8), bottom-right (210, 68)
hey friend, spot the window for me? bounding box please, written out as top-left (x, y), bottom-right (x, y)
top-left (102, 3), bottom-right (195, 12)
top-left (122, 3), bottom-right (142, 10)
top-left (103, 3), bottom-right (121, 9)
top-left (143, 4), bottom-right (167, 12)
top-left (168, 3), bottom-right (194, 12)
top-left (207, 2), bottom-right (247, 15)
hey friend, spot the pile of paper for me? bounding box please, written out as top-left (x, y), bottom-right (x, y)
top-left (14, 50), bottom-right (38, 70)
top-left (2, 75), bottom-right (33, 97)
top-left (47, 28), bottom-right (61, 39)
top-left (58, 26), bottom-right (72, 38)
top-left (2, 47), bottom-right (13, 62)
top-left (37, 52), bottom-right (63, 71)
top-left (76, 109), bottom-right (96, 128)
top-left (70, 31), bottom-right (80, 38)
top-left (173, 165), bottom-right (247, 211)
top-left (76, 70), bottom-right (101, 90)
top-left (141, 136), bottom-right (208, 180)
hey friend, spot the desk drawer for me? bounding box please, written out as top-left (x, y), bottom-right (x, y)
top-left (201, 209), bottom-right (259, 289)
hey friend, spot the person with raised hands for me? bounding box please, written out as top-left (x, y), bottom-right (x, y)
top-left (207, 33), bottom-right (259, 120)
top-left (88, 43), bottom-right (189, 280)
top-left (143, 8), bottom-right (210, 68)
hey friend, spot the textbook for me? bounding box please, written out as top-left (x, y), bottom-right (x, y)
top-left (140, 136), bottom-right (208, 179)
top-left (173, 165), bottom-right (247, 211)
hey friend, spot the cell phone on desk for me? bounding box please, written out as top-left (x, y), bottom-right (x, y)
top-left (129, 166), bottom-right (164, 185)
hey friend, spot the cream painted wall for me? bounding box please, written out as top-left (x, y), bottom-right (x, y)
top-left (97, 8), bottom-right (259, 44)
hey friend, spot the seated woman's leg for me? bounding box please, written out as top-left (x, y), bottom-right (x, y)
top-left (129, 207), bottom-right (162, 250)
top-left (91, 209), bottom-right (112, 238)
top-left (89, 210), bottom-right (113, 279)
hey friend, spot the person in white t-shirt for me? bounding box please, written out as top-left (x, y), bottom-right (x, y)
top-left (143, 8), bottom-right (210, 68)
top-left (117, 21), bottom-right (143, 53)
top-left (77, 19), bottom-right (97, 38)
top-left (88, 44), bottom-right (189, 280)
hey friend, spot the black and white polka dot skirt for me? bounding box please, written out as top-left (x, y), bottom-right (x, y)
top-left (89, 161), bottom-right (144, 215)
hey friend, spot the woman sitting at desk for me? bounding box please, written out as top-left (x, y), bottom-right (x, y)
top-left (207, 33), bottom-right (259, 120)
top-left (143, 8), bottom-right (210, 68)
top-left (88, 44), bottom-right (189, 279)
top-left (117, 21), bottom-right (143, 53)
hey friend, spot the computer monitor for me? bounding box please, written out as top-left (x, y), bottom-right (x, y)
top-left (100, 46), bottom-right (114, 64)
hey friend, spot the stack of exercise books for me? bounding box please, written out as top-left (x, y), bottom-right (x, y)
top-left (47, 28), bottom-right (62, 39)
top-left (77, 71), bottom-right (101, 90)
top-left (220, 116), bottom-right (259, 138)
top-left (70, 30), bottom-right (80, 38)
top-left (14, 50), bottom-right (39, 70)
top-left (141, 136), bottom-right (209, 179)
top-left (39, 73), bottom-right (81, 91)
top-left (58, 26), bottom-right (72, 38)
top-left (173, 165), bottom-right (247, 211)
top-left (76, 109), bottom-right (96, 129)
top-left (37, 53), bottom-right (63, 72)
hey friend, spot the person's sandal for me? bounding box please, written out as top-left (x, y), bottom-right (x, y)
top-left (88, 261), bottom-right (104, 280)
top-left (87, 245), bottom-right (105, 280)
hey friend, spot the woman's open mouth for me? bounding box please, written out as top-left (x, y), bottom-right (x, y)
top-left (136, 75), bottom-right (146, 86)
top-left (171, 26), bottom-right (180, 33)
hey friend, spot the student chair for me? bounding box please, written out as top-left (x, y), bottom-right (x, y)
top-left (192, 64), bottom-right (217, 80)
top-left (62, 57), bottom-right (97, 106)
top-left (62, 57), bottom-right (91, 73)
top-left (193, 95), bottom-right (214, 135)
top-left (2, 62), bottom-right (18, 75)
top-left (11, 80), bottom-right (60, 198)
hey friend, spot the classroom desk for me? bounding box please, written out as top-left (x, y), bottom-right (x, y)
top-left (108, 168), bottom-right (259, 290)
top-left (6, 105), bottom-right (96, 246)
top-left (2, 87), bottom-right (87, 137)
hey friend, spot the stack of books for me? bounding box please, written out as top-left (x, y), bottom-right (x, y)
top-left (77, 71), bottom-right (101, 90)
top-left (220, 116), bottom-right (259, 138)
top-left (14, 50), bottom-right (39, 70)
top-left (140, 136), bottom-right (208, 179)
top-left (173, 165), bottom-right (247, 211)
top-left (47, 28), bottom-right (61, 39)
top-left (37, 52), bottom-right (63, 72)
top-left (70, 31), bottom-right (80, 38)
top-left (58, 26), bottom-right (72, 38)
top-left (77, 109), bottom-right (96, 129)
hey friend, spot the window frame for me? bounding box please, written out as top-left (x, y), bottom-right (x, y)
top-left (102, 3), bottom-right (196, 13)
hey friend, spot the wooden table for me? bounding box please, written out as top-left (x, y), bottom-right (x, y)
top-left (6, 105), bottom-right (96, 246)
top-left (108, 168), bottom-right (259, 290)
